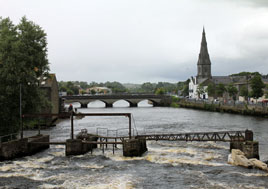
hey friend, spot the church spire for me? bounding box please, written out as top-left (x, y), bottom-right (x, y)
top-left (197, 27), bottom-right (212, 79)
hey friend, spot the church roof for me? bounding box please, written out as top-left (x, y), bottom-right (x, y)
top-left (211, 76), bottom-right (249, 85)
top-left (197, 27), bottom-right (211, 66)
top-left (197, 77), bottom-right (209, 85)
top-left (196, 76), bottom-right (249, 86)
top-left (211, 76), bottom-right (232, 85)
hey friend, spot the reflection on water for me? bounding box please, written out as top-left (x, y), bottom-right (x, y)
top-left (1, 101), bottom-right (268, 188)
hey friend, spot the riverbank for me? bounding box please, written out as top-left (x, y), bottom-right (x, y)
top-left (172, 97), bottom-right (268, 117)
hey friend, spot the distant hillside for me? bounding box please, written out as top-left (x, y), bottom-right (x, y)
top-left (123, 83), bottom-right (141, 89)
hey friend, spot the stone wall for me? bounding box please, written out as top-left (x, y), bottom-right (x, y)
top-left (0, 135), bottom-right (50, 161)
top-left (177, 100), bottom-right (268, 117)
top-left (0, 138), bottom-right (28, 160)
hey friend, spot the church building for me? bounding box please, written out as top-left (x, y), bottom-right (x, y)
top-left (189, 28), bottom-right (211, 99)
top-left (189, 28), bottom-right (248, 99)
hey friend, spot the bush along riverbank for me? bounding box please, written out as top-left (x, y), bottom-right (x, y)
top-left (171, 97), bottom-right (268, 117)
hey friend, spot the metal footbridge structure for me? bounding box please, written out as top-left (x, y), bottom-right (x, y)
top-left (136, 130), bottom-right (251, 142)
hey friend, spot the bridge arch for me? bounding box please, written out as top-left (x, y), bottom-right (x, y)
top-left (113, 100), bottom-right (133, 107)
top-left (88, 100), bottom-right (106, 108)
top-left (137, 99), bottom-right (153, 107)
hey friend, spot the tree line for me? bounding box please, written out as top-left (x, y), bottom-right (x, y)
top-left (58, 80), bottom-right (190, 95)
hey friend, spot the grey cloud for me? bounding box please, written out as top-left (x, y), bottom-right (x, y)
top-left (1, 0), bottom-right (268, 83)
top-left (239, 0), bottom-right (268, 7)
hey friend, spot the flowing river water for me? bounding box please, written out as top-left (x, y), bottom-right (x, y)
top-left (1, 100), bottom-right (268, 189)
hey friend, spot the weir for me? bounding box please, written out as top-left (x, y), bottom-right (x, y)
top-left (0, 112), bottom-right (259, 160)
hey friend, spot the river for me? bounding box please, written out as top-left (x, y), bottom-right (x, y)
top-left (1, 100), bottom-right (268, 188)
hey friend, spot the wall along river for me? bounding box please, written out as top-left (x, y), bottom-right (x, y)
top-left (1, 100), bottom-right (268, 189)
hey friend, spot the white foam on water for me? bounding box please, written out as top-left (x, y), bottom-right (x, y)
top-left (49, 151), bottom-right (65, 157)
top-left (0, 163), bottom-right (17, 172)
top-left (14, 159), bottom-right (47, 169)
top-left (38, 173), bottom-right (137, 189)
top-left (35, 156), bottom-right (54, 163)
top-left (51, 145), bottom-right (65, 149)
top-left (149, 140), bottom-right (229, 150)
top-left (108, 154), bottom-right (145, 162)
top-left (101, 147), bottom-right (226, 167)
top-left (229, 171), bottom-right (268, 177)
top-left (149, 146), bottom-right (197, 155)
top-left (145, 154), bottom-right (225, 167)
top-left (76, 163), bottom-right (105, 169)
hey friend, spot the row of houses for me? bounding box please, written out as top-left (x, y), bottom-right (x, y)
top-left (189, 28), bottom-right (268, 102)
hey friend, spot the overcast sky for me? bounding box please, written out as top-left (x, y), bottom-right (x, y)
top-left (1, 0), bottom-right (268, 83)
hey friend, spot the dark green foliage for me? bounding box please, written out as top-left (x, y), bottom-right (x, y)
top-left (0, 17), bottom-right (50, 135)
top-left (141, 82), bottom-right (155, 93)
top-left (216, 83), bottom-right (226, 97)
top-left (250, 75), bottom-right (265, 99)
top-left (90, 89), bottom-right (96, 95)
top-left (181, 79), bottom-right (190, 96)
top-left (239, 85), bottom-right (249, 100)
top-left (105, 81), bottom-right (126, 93)
top-left (227, 84), bottom-right (238, 100)
top-left (155, 88), bottom-right (166, 95)
top-left (171, 96), bottom-right (180, 102)
top-left (230, 72), bottom-right (261, 77)
top-left (59, 81), bottom-right (80, 95)
top-left (155, 82), bottom-right (177, 93)
top-left (206, 83), bottom-right (216, 97)
top-left (265, 84), bottom-right (268, 98)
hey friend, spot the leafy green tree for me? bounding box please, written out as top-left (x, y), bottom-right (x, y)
top-left (105, 81), bottom-right (126, 93)
top-left (89, 81), bottom-right (98, 87)
top-left (239, 85), bottom-right (248, 101)
top-left (141, 82), bottom-right (155, 93)
top-left (250, 75), bottom-right (265, 99)
top-left (227, 84), bottom-right (238, 100)
top-left (230, 72), bottom-right (261, 77)
top-left (79, 82), bottom-right (89, 90)
top-left (206, 83), bottom-right (216, 97)
top-left (0, 17), bottom-right (50, 135)
top-left (265, 84), bottom-right (268, 98)
top-left (182, 79), bottom-right (190, 96)
top-left (216, 83), bottom-right (226, 97)
top-left (155, 88), bottom-right (166, 95)
top-left (67, 89), bottom-right (74, 95)
top-left (156, 82), bottom-right (176, 93)
top-left (90, 89), bottom-right (96, 95)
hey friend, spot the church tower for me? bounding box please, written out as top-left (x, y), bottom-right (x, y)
top-left (197, 27), bottom-right (211, 80)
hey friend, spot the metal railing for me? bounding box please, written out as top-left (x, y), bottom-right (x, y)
top-left (96, 128), bottom-right (136, 138)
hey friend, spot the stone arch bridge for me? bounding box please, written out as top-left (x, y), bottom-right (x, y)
top-left (61, 94), bottom-right (172, 108)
